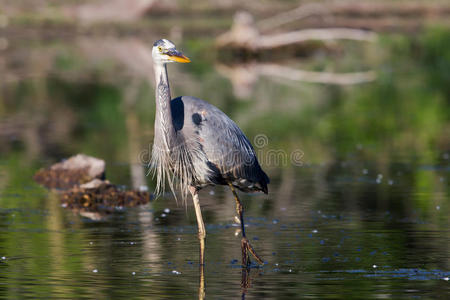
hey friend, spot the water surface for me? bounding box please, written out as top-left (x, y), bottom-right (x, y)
top-left (0, 24), bottom-right (449, 299)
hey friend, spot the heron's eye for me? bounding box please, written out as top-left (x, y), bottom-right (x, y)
top-left (158, 46), bottom-right (163, 52)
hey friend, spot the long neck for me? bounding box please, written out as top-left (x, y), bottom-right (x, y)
top-left (154, 63), bottom-right (175, 149)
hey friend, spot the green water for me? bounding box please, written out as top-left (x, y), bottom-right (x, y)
top-left (0, 25), bottom-right (449, 299)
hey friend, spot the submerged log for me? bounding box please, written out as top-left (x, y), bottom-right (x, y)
top-left (216, 11), bottom-right (377, 86)
top-left (61, 180), bottom-right (150, 213)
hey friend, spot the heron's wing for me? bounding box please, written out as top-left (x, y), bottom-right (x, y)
top-left (177, 96), bottom-right (269, 193)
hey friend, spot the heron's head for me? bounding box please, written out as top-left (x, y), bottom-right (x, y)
top-left (152, 39), bottom-right (190, 64)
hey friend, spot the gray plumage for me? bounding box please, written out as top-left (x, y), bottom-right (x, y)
top-left (149, 39), bottom-right (269, 201)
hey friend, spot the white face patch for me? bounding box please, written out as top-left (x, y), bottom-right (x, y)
top-left (152, 39), bottom-right (189, 64)
top-left (153, 39), bottom-right (174, 63)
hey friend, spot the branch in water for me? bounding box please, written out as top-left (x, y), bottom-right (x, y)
top-left (256, 28), bottom-right (377, 49)
top-left (256, 64), bottom-right (376, 85)
top-left (216, 11), bottom-right (377, 50)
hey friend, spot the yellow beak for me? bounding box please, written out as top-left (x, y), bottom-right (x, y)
top-left (169, 55), bottom-right (191, 63)
top-left (167, 49), bottom-right (191, 63)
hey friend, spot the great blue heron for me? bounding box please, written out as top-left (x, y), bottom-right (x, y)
top-left (150, 39), bottom-right (269, 266)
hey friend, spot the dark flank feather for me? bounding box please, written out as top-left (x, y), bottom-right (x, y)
top-left (169, 96), bottom-right (269, 194)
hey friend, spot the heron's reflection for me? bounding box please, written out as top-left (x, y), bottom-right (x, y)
top-left (199, 263), bottom-right (205, 300)
top-left (241, 267), bottom-right (251, 299)
top-left (196, 249), bottom-right (260, 300)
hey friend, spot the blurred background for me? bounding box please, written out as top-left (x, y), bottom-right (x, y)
top-left (0, 0), bottom-right (449, 299)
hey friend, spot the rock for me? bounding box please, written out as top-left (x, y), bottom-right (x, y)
top-left (34, 154), bottom-right (105, 189)
top-left (50, 154), bottom-right (105, 179)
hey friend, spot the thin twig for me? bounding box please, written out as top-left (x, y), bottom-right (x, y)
top-left (257, 3), bottom-right (329, 32)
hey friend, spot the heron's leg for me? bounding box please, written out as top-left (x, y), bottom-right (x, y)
top-left (189, 186), bottom-right (206, 265)
top-left (189, 186), bottom-right (206, 299)
top-left (227, 183), bottom-right (264, 266)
